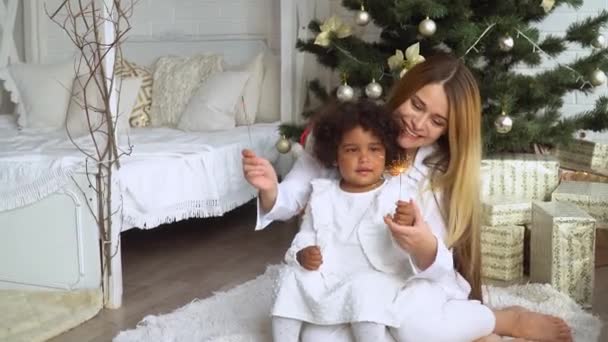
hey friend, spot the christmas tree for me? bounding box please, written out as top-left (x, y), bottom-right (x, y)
top-left (281, 0), bottom-right (608, 154)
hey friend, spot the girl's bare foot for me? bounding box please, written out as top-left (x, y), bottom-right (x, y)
top-left (494, 308), bottom-right (572, 342)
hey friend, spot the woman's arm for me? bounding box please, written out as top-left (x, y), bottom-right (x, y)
top-left (385, 186), bottom-right (454, 281)
top-left (412, 189), bottom-right (454, 278)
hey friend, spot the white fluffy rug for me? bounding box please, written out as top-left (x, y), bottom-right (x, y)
top-left (114, 266), bottom-right (602, 342)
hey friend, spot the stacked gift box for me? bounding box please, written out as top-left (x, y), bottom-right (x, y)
top-left (530, 202), bottom-right (596, 308)
top-left (481, 153), bottom-right (560, 201)
top-left (480, 150), bottom-right (604, 307)
top-left (557, 138), bottom-right (608, 177)
top-left (557, 136), bottom-right (608, 267)
top-left (480, 154), bottom-right (559, 282)
top-left (552, 181), bottom-right (608, 229)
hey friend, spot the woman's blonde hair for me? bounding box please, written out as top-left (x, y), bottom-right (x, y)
top-left (387, 54), bottom-right (483, 301)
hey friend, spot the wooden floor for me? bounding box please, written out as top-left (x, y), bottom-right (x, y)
top-left (52, 201), bottom-right (608, 341)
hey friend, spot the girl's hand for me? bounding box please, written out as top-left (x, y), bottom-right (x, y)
top-left (383, 201), bottom-right (438, 270)
top-left (296, 245), bottom-right (323, 271)
top-left (242, 149), bottom-right (278, 192)
top-left (393, 200), bottom-right (415, 226)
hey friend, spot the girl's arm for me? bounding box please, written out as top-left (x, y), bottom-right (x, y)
top-left (255, 151), bottom-right (330, 230)
top-left (284, 205), bottom-right (317, 267)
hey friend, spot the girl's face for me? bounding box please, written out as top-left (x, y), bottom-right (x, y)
top-left (394, 83), bottom-right (449, 150)
top-left (337, 126), bottom-right (386, 192)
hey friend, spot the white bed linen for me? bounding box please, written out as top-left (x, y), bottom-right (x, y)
top-left (0, 123), bottom-right (280, 229)
top-left (119, 124), bottom-right (280, 229)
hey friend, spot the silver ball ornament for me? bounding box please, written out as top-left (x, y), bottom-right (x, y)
top-left (418, 17), bottom-right (436, 37)
top-left (498, 35), bottom-right (514, 52)
top-left (592, 34), bottom-right (606, 49)
top-left (365, 79), bottom-right (383, 99)
top-left (494, 112), bottom-right (513, 134)
top-left (275, 136), bottom-right (292, 154)
top-left (590, 69), bottom-right (607, 86)
top-left (337, 83), bottom-right (355, 102)
top-left (354, 7), bottom-right (371, 26)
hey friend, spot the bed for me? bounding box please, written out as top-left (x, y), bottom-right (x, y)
top-left (0, 0), bottom-right (329, 308)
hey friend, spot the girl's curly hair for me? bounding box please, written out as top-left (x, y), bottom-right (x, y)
top-left (312, 100), bottom-right (401, 168)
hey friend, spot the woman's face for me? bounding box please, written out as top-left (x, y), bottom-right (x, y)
top-left (394, 83), bottom-right (449, 150)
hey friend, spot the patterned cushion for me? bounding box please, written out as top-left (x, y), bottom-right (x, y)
top-left (150, 55), bottom-right (223, 127)
top-left (114, 59), bottom-right (152, 127)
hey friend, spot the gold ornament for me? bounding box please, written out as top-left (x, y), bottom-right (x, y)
top-left (498, 35), bottom-right (514, 51)
top-left (592, 34), bottom-right (606, 49)
top-left (541, 0), bottom-right (555, 12)
top-left (337, 82), bottom-right (355, 102)
top-left (590, 69), bottom-right (607, 87)
top-left (388, 42), bottom-right (425, 76)
top-left (275, 135), bottom-right (292, 154)
top-left (365, 79), bottom-right (383, 99)
top-left (494, 111), bottom-right (513, 134)
top-left (418, 17), bottom-right (437, 37)
top-left (314, 15), bottom-right (352, 47)
top-left (354, 5), bottom-right (371, 26)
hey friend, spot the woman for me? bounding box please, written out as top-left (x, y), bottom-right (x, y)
top-left (242, 54), bottom-right (572, 342)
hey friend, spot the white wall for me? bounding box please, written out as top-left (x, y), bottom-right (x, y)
top-left (327, 0), bottom-right (608, 121)
top-left (34, 0), bottom-right (280, 65)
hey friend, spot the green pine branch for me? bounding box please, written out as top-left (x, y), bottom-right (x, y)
top-left (566, 10), bottom-right (608, 46)
top-left (279, 124), bottom-right (306, 141)
top-left (570, 96), bottom-right (608, 130)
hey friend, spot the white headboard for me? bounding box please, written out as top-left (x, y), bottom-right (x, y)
top-left (120, 34), bottom-right (270, 69)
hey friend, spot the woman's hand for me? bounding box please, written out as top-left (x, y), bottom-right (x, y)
top-left (296, 245), bottom-right (323, 270)
top-left (242, 149), bottom-right (279, 212)
top-left (383, 200), bottom-right (438, 271)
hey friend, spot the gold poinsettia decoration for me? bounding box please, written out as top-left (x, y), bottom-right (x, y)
top-left (540, 0), bottom-right (555, 13)
top-left (314, 15), bottom-right (353, 47)
top-left (387, 42), bottom-right (426, 77)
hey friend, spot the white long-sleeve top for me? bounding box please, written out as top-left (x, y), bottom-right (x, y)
top-left (258, 144), bottom-right (472, 298)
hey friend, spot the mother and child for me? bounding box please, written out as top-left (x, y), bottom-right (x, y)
top-left (242, 53), bottom-right (572, 342)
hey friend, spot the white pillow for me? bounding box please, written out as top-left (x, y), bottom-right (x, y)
top-left (0, 60), bottom-right (75, 129)
top-left (256, 52), bottom-right (281, 123)
top-left (66, 75), bottom-right (142, 138)
top-left (177, 71), bottom-right (250, 132)
top-left (234, 53), bottom-right (264, 125)
top-left (150, 54), bottom-right (223, 127)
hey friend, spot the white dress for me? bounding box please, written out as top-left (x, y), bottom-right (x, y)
top-left (272, 179), bottom-right (412, 327)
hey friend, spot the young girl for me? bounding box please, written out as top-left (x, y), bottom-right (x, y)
top-left (271, 100), bottom-right (463, 342)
